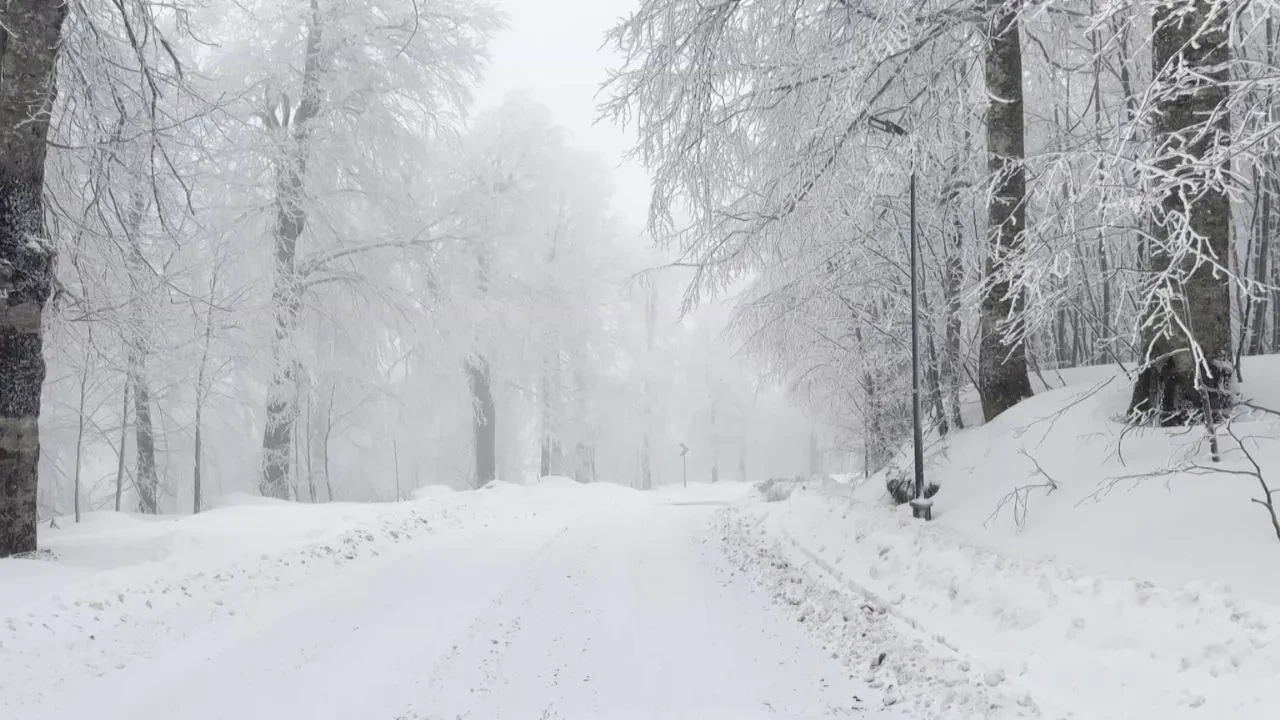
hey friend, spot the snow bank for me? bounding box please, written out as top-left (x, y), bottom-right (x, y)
top-left (0, 479), bottom-right (647, 716)
top-left (863, 355), bottom-right (1280, 604)
top-left (1, 500), bottom-right (455, 617)
top-left (656, 480), bottom-right (755, 505)
top-left (479, 480), bottom-right (524, 493)
top-left (721, 504), bottom-right (1041, 719)
top-left (210, 491), bottom-right (293, 508)
top-left (737, 356), bottom-right (1280, 719)
top-left (409, 484), bottom-right (456, 500)
top-left (746, 487), bottom-right (1280, 719)
top-left (536, 475), bottom-right (581, 488)
top-left (0, 498), bottom-right (471, 716)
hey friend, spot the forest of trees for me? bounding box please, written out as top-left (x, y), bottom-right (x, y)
top-left (0, 0), bottom-right (1267, 557)
top-left (0, 0), bottom-right (786, 558)
top-left (605, 0), bottom-right (1260, 474)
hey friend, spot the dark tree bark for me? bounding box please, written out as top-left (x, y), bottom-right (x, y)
top-left (130, 350), bottom-right (161, 513)
top-left (1128, 0), bottom-right (1234, 425)
top-left (978, 0), bottom-right (1034, 421)
top-left (468, 357), bottom-right (496, 486)
top-left (262, 0), bottom-right (325, 499)
top-left (0, 1), bottom-right (69, 557)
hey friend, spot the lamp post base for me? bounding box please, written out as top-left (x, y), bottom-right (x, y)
top-left (909, 497), bottom-right (933, 521)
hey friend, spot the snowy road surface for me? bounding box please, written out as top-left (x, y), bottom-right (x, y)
top-left (14, 497), bottom-right (901, 720)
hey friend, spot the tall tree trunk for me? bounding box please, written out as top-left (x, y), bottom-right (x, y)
top-left (708, 385), bottom-right (719, 484)
top-left (1090, 0), bottom-right (1114, 366)
top-left (193, 279), bottom-right (217, 514)
top-left (1237, 161), bottom-right (1265, 371)
top-left (941, 153), bottom-right (966, 431)
top-left (1098, 234), bottom-right (1114, 361)
top-left (978, 0), bottom-right (1034, 421)
top-left (392, 438), bottom-right (401, 500)
top-left (0, 1), bottom-right (69, 556)
top-left (192, 402), bottom-right (204, 515)
top-left (305, 386), bottom-right (317, 503)
top-left (115, 382), bottom-right (129, 512)
top-left (640, 283), bottom-right (657, 489)
top-left (262, 0), bottom-right (325, 500)
top-left (640, 436), bottom-right (652, 490)
top-left (1251, 17), bottom-right (1277, 358)
top-left (124, 193), bottom-right (161, 515)
top-left (539, 357), bottom-right (564, 476)
top-left (1249, 167), bottom-right (1273, 356)
top-left (572, 367), bottom-right (595, 483)
top-left (808, 430), bottom-right (821, 477)
top-left (925, 316), bottom-right (949, 436)
top-left (467, 357), bottom-right (496, 487)
top-left (323, 381), bottom-right (336, 502)
top-left (74, 358), bottom-right (89, 524)
top-left (1129, 0), bottom-right (1234, 424)
top-left (131, 350), bottom-right (161, 514)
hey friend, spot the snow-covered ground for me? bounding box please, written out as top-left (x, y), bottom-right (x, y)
top-left (918, 355), bottom-right (1280, 605)
top-left (735, 485), bottom-right (1280, 720)
top-left (3, 480), bottom-right (931, 720)
top-left (10, 359), bottom-right (1280, 720)
top-left (725, 356), bottom-right (1280, 720)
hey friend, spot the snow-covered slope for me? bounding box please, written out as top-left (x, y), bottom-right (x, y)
top-left (731, 355), bottom-right (1280, 719)
top-left (894, 355), bottom-right (1280, 603)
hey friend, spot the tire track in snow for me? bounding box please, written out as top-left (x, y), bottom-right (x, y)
top-left (406, 504), bottom-right (900, 719)
top-left (719, 504), bottom-right (1045, 720)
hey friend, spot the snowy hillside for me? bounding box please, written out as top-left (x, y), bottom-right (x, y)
top-left (902, 355), bottom-right (1280, 603)
top-left (723, 356), bottom-right (1280, 720)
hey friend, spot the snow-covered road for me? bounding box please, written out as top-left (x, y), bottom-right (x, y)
top-left (18, 497), bottom-right (900, 720)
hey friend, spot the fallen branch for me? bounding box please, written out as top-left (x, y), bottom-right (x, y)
top-left (984, 449), bottom-right (1060, 531)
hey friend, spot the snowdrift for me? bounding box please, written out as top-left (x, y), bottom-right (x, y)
top-left (738, 355), bottom-right (1280, 719)
top-left (0, 477), bottom-right (660, 716)
top-left (409, 484), bottom-right (457, 500)
top-left (882, 356), bottom-right (1280, 602)
top-left (753, 485), bottom-right (1280, 719)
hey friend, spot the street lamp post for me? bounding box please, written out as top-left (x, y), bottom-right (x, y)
top-left (868, 115), bottom-right (931, 521)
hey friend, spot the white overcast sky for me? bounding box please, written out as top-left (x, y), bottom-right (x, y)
top-left (474, 0), bottom-right (651, 234)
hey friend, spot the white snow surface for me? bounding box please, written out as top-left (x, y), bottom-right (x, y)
top-left (925, 356), bottom-right (1280, 604)
top-left (2, 482), bottom-right (924, 720)
top-left (745, 484), bottom-right (1280, 720)
top-left (747, 356), bottom-right (1280, 720)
